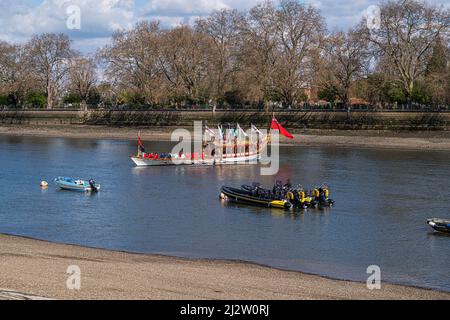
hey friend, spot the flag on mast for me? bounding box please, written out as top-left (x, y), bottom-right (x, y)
top-left (205, 126), bottom-right (215, 137)
top-left (251, 124), bottom-right (262, 135)
top-left (218, 125), bottom-right (224, 142)
top-left (237, 124), bottom-right (248, 137)
top-left (271, 117), bottom-right (294, 139)
top-left (138, 131), bottom-right (145, 153)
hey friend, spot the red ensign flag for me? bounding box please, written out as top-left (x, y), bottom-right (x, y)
top-left (271, 118), bottom-right (294, 139)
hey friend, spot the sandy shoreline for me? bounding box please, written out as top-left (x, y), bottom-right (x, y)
top-left (2, 124), bottom-right (450, 151)
top-left (0, 234), bottom-right (449, 300)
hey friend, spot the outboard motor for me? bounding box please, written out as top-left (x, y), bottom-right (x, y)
top-left (89, 179), bottom-right (98, 192)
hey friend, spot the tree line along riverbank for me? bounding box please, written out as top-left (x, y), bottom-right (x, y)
top-left (1, 110), bottom-right (450, 131)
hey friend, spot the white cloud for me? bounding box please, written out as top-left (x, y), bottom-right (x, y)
top-left (0, 0), bottom-right (264, 46)
top-left (138, 0), bottom-right (261, 28)
top-left (0, 0), bottom-right (136, 52)
top-left (305, 0), bottom-right (374, 31)
top-left (1, 0), bottom-right (448, 52)
top-left (307, 0), bottom-right (450, 31)
top-left (142, 0), bottom-right (230, 17)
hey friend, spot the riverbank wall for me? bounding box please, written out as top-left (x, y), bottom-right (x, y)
top-left (1, 110), bottom-right (450, 131)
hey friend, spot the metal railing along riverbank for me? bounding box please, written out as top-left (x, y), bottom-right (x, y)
top-left (2, 109), bottom-right (450, 131)
top-left (1, 106), bottom-right (450, 113)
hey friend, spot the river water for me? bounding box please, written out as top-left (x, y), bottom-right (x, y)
top-left (0, 135), bottom-right (449, 292)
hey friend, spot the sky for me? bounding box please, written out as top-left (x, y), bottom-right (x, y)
top-left (0, 0), bottom-right (448, 53)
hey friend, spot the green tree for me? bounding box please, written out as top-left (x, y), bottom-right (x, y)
top-left (25, 92), bottom-right (47, 108)
top-left (363, 0), bottom-right (449, 107)
top-left (0, 95), bottom-right (9, 106)
top-left (63, 92), bottom-right (81, 104)
top-left (318, 87), bottom-right (338, 104)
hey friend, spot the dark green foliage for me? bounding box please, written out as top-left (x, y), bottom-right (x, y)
top-left (63, 92), bottom-right (81, 104)
top-left (318, 87), bottom-right (338, 103)
top-left (25, 92), bottom-right (47, 108)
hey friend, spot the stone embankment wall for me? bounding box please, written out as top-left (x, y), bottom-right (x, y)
top-left (1, 110), bottom-right (449, 130)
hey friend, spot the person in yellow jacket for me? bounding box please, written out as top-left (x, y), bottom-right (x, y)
top-left (286, 190), bottom-right (295, 203)
top-left (299, 188), bottom-right (310, 208)
top-left (322, 184), bottom-right (330, 199)
top-left (312, 187), bottom-right (320, 199)
top-left (298, 188), bottom-right (306, 204)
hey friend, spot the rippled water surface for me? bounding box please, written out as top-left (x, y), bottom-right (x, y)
top-left (0, 135), bottom-right (449, 291)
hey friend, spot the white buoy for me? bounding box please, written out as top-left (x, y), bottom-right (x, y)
top-left (40, 181), bottom-right (48, 188)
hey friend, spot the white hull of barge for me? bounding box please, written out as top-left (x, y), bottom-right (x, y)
top-left (131, 153), bottom-right (261, 167)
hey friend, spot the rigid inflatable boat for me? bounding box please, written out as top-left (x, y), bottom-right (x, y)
top-left (220, 186), bottom-right (293, 209)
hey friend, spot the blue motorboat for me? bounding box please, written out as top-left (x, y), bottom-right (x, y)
top-left (54, 177), bottom-right (100, 192)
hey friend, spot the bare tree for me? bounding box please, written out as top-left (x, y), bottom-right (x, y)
top-left (26, 33), bottom-right (75, 109)
top-left (0, 42), bottom-right (19, 102)
top-left (69, 57), bottom-right (97, 110)
top-left (99, 21), bottom-right (163, 104)
top-left (425, 38), bottom-right (450, 106)
top-left (363, 0), bottom-right (449, 106)
top-left (274, 0), bottom-right (325, 107)
top-left (316, 29), bottom-right (370, 107)
top-left (196, 9), bottom-right (243, 102)
top-left (241, 0), bottom-right (325, 108)
top-left (240, 1), bottom-right (278, 108)
top-left (159, 26), bottom-right (212, 104)
top-left (0, 42), bottom-right (37, 107)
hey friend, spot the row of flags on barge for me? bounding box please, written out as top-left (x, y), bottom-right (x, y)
top-left (138, 117), bottom-right (293, 155)
top-left (204, 117), bottom-right (293, 141)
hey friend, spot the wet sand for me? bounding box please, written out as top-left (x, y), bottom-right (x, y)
top-left (2, 124), bottom-right (450, 151)
top-left (0, 234), bottom-right (449, 300)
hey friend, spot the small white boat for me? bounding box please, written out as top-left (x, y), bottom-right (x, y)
top-left (54, 177), bottom-right (100, 192)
